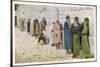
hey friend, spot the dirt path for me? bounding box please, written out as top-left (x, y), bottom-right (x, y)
top-left (15, 28), bottom-right (73, 64)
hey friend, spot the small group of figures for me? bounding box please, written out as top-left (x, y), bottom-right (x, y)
top-left (16, 15), bottom-right (92, 59)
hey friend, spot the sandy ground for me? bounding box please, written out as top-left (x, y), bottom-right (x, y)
top-left (15, 27), bottom-right (74, 64)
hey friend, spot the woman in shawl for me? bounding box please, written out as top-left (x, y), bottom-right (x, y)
top-left (32, 19), bottom-right (41, 37)
top-left (64, 15), bottom-right (72, 54)
top-left (80, 17), bottom-right (90, 58)
top-left (71, 17), bottom-right (81, 58)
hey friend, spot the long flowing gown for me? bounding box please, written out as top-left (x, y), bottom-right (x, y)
top-left (64, 20), bottom-right (72, 52)
top-left (20, 20), bottom-right (25, 31)
top-left (41, 21), bottom-right (46, 33)
top-left (80, 22), bottom-right (90, 58)
top-left (59, 23), bottom-right (63, 48)
top-left (71, 22), bottom-right (81, 57)
top-left (32, 21), bottom-right (41, 36)
top-left (51, 24), bottom-right (55, 46)
top-left (53, 22), bottom-right (62, 49)
top-left (18, 18), bottom-right (22, 28)
top-left (27, 21), bottom-right (30, 33)
top-left (45, 25), bottom-right (51, 44)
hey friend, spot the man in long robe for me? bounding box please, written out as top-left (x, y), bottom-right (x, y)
top-left (18, 18), bottom-right (22, 28)
top-left (51, 22), bottom-right (55, 46)
top-left (57, 20), bottom-right (63, 48)
top-left (15, 16), bottom-right (17, 27)
top-left (27, 19), bottom-right (31, 34)
top-left (45, 24), bottom-right (51, 44)
top-left (20, 19), bottom-right (25, 32)
top-left (80, 17), bottom-right (90, 58)
top-left (53, 21), bottom-right (62, 49)
top-left (40, 17), bottom-right (47, 33)
top-left (32, 19), bottom-right (41, 37)
top-left (71, 17), bottom-right (81, 58)
top-left (64, 16), bottom-right (72, 53)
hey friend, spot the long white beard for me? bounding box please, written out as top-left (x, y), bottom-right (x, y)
top-left (73, 22), bottom-right (79, 27)
top-left (66, 19), bottom-right (71, 28)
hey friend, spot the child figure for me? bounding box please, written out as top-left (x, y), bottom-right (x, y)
top-left (38, 33), bottom-right (47, 45)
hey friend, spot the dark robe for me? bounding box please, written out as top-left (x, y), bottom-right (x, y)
top-left (41, 21), bottom-right (46, 32)
top-left (15, 16), bottom-right (17, 26)
top-left (38, 33), bottom-right (46, 45)
top-left (27, 21), bottom-right (30, 33)
top-left (71, 22), bottom-right (81, 57)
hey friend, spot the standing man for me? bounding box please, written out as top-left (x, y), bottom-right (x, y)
top-left (71, 17), bottom-right (81, 58)
top-left (80, 17), bottom-right (90, 58)
top-left (27, 19), bottom-right (31, 34)
top-left (64, 15), bottom-right (72, 54)
top-left (40, 17), bottom-right (47, 33)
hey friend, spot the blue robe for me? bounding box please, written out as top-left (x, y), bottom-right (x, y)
top-left (64, 20), bottom-right (72, 51)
